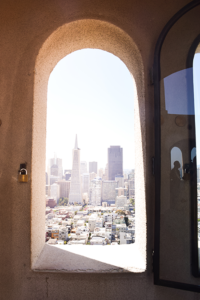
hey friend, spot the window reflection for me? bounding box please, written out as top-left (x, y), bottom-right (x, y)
top-left (193, 53), bottom-right (200, 269)
top-left (171, 147), bottom-right (183, 179)
top-left (191, 147), bottom-right (196, 162)
top-left (157, 2), bottom-right (200, 282)
top-left (160, 67), bottom-right (196, 280)
top-left (164, 69), bottom-right (194, 115)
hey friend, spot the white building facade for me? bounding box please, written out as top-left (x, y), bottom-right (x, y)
top-left (50, 183), bottom-right (60, 201)
top-left (115, 195), bottom-right (127, 208)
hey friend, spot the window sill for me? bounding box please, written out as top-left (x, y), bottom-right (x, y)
top-left (33, 243), bottom-right (146, 273)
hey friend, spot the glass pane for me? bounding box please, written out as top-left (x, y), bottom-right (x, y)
top-left (159, 4), bottom-right (200, 284)
top-left (193, 51), bottom-right (200, 271)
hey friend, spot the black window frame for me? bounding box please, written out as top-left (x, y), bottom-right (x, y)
top-left (154, 0), bottom-right (200, 292)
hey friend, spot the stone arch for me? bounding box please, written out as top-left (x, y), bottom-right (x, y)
top-left (32, 19), bottom-right (146, 270)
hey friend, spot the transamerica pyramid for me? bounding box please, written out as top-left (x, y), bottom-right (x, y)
top-left (68, 135), bottom-right (82, 204)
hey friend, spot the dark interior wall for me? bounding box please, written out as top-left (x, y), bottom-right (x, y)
top-left (1, 0), bottom-right (199, 299)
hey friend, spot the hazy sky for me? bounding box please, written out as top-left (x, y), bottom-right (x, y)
top-left (46, 49), bottom-right (135, 171)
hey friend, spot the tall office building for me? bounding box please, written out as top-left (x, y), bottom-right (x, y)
top-left (68, 135), bottom-right (82, 204)
top-left (48, 153), bottom-right (63, 178)
top-left (128, 179), bottom-right (135, 199)
top-left (108, 146), bottom-right (123, 180)
top-left (115, 175), bottom-right (124, 188)
top-left (101, 180), bottom-right (118, 205)
top-left (80, 161), bottom-right (87, 174)
top-left (89, 178), bottom-right (102, 206)
top-left (56, 180), bottom-right (71, 198)
top-left (81, 173), bottom-right (90, 193)
top-left (89, 161), bottom-right (98, 174)
top-left (47, 153), bottom-right (63, 185)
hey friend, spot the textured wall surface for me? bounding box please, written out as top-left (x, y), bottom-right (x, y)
top-left (0, 0), bottom-right (200, 299)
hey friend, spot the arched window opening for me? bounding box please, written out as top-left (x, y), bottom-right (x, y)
top-left (45, 49), bottom-right (135, 246)
top-left (32, 19), bottom-right (146, 272)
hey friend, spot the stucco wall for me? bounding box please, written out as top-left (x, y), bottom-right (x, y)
top-left (0, 0), bottom-right (200, 299)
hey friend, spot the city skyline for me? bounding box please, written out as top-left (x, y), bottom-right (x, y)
top-left (46, 49), bottom-right (135, 170)
top-left (46, 137), bottom-right (133, 173)
top-left (47, 144), bottom-right (133, 175)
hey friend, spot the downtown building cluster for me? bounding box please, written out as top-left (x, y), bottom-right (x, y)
top-left (45, 135), bottom-right (135, 245)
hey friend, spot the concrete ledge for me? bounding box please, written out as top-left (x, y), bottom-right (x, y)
top-left (33, 244), bottom-right (145, 273)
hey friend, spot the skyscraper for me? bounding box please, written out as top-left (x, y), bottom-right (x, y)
top-left (108, 146), bottom-right (123, 180)
top-left (68, 135), bottom-right (82, 204)
top-left (101, 180), bottom-right (118, 205)
top-left (48, 153), bottom-right (63, 179)
top-left (89, 161), bottom-right (98, 174)
top-left (81, 173), bottom-right (90, 194)
top-left (56, 180), bottom-right (71, 198)
top-left (80, 161), bottom-right (87, 174)
top-left (89, 178), bottom-right (102, 206)
top-left (47, 153), bottom-right (63, 186)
